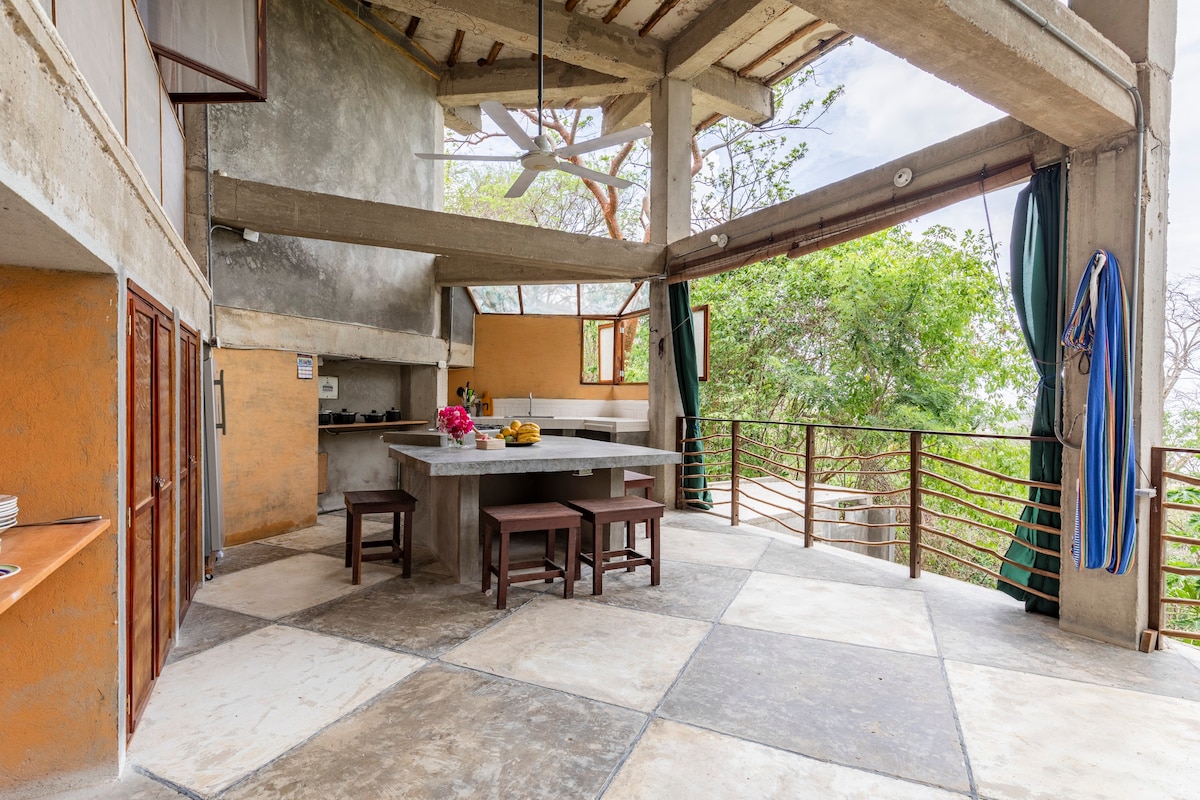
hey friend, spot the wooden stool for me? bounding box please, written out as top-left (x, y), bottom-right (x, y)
top-left (623, 470), bottom-right (656, 538)
top-left (481, 502), bottom-right (580, 610)
top-left (343, 489), bottom-right (416, 585)
top-left (566, 496), bottom-right (664, 596)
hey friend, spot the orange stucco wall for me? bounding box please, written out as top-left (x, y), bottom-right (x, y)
top-left (0, 267), bottom-right (120, 789)
top-left (218, 349), bottom-right (317, 545)
top-left (448, 315), bottom-right (649, 409)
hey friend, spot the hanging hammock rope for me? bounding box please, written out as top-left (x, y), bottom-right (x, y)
top-left (1061, 249), bottom-right (1137, 574)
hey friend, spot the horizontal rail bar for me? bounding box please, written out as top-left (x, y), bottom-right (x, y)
top-left (1163, 533), bottom-right (1200, 545)
top-left (919, 525), bottom-right (1060, 579)
top-left (920, 468), bottom-right (1059, 513)
top-left (811, 449), bottom-right (911, 465)
top-left (1161, 470), bottom-right (1200, 488)
top-left (920, 543), bottom-right (1059, 602)
top-left (1163, 501), bottom-right (1200, 512)
top-left (817, 467), bottom-right (910, 479)
top-left (819, 536), bottom-right (904, 546)
top-left (1162, 565), bottom-right (1200, 576)
top-left (922, 507), bottom-right (1060, 556)
top-left (922, 451), bottom-right (1060, 491)
top-left (690, 416), bottom-right (1059, 442)
top-left (1161, 596), bottom-right (1200, 608)
top-left (922, 488), bottom-right (1062, 535)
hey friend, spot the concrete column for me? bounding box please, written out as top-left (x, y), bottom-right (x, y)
top-left (647, 78), bottom-right (693, 507)
top-left (1058, 0), bottom-right (1173, 647)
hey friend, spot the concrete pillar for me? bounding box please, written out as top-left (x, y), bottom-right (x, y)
top-left (647, 78), bottom-right (692, 507)
top-left (1058, 0), bottom-right (1173, 647)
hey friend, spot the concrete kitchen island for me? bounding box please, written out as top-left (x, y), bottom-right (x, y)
top-left (388, 436), bottom-right (681, 582)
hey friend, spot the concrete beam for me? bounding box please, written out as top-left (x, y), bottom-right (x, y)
top-left (210, 174), bottom-right (664, 278)
top-left (692, 67), bottom-right (773, 126)
top-left (443, 105), bottom-right (483, 135)
top-left (372, 0), bottom-right (664, 81)
top-left (602, 94), bottom-right (651, 136)
top-left (788, 0), bottom-right (1136, 146)
top-left (668, 116), bottom-right (1064, 279)
top-left (434, 254), bottom-right (653, 285)
top-left (438, 60), bottom-right (631, 107)
top-left (667, 0), bottom-right (795, 80)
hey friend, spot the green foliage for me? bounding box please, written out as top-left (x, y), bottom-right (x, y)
top-left (692, 225), bottom-right (1032, 433)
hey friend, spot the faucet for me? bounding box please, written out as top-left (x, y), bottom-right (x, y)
top-left (528, 392), bottom-right (534, 416)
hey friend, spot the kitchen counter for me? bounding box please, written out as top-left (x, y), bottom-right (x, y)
top-left (490, 416), bottom-right (649, 434)
top-left (0, 519), bottom-right (109, 614)
top-left (389, 436), bottom-right (679, 581)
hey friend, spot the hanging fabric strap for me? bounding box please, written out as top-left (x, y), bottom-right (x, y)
top-left (1061, 249), bottom-right (1137, 574)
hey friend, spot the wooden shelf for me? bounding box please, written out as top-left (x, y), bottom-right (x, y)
top-left (0, 519), bottom-right (109, 615)
top-left (319, 420), bottom-right (428, 433)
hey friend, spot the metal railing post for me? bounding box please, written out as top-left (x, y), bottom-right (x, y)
top-left (1148, 446), bottom-right (1165, 641)
top-left (909, 431), bottom-right (922, 578)
top-left (730, 420), bottom-right (741, 526)
top-left (804, 425), bottom-right (815, 548)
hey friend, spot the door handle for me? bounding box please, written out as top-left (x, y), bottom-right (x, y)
top-left (155, 476), bottom-right (166, 489)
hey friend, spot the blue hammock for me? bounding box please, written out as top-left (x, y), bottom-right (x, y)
top-left (1061, 249), bottom-right (1137, 574)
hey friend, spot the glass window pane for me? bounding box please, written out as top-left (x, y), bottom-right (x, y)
top-left (621, 315), bottom-right (649, 383)
top-left (469, 286), bottom-right (520, 314)
top-left (623, 281), bottom-right (650, 314)
top-left (138, 0), bottom-right (261, 94)
top-left (521, 284), bottom-right (578, 315)
top-left (599, 324), bottom-right (615, 382)
top-left (580, 283), bottom-right (637, 315)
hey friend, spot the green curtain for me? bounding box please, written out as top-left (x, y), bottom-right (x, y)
top-left (998, 165), bottom-right (1063, 615)
top-left (669, 281), bottom-right (712, 509)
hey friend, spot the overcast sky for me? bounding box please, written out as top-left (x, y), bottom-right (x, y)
top-left (797, 5), bottom-right (1199, 280)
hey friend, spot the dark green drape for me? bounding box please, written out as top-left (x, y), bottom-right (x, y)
top-left (669, 281), bottom-right (712, 509)
top-left (998, 164), bottom-right (1063, 615)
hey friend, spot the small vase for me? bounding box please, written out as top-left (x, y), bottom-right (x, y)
top-left (450, 436), bottom-right (465, 447)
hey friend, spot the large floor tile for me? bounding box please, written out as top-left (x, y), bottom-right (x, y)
top-left (605, 719), bottom-right (967, 800)
top-left (927, 580), bottom-right (1200, 701)
top-left (197, 552), bottom-right (395, 620)
top-left (755, 538), bottom-right (915, 589)
top-left (258, 520), bottom-right (354, 552)
top-left (581, 559), bottom-right (750, 621)
top-left (947, 659), bottom-right (1200, 800)
top-left (444, 596), bottom-right (710, 711)
top-left (34, 772), bottom-right (186, 800)
top-left (722, 570), bottom-right (937, 656)
top-left (283, 571), bottom-right (534, 657)
top-left (129, 625), bottom-right (424, 797)
top-left (660, 525), bottom-right (770, 569)
top-left (661, 625), bottom-right (969, 791)
top-left (212, 542), bottom-right (298, 575)
top-left (165, 602), bottom-right (269, 665)
top-left (221, 664), bottom-right (644, 800)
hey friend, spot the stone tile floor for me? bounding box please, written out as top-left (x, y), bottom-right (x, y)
top-left (47, 510), bottom-right (1200, 799)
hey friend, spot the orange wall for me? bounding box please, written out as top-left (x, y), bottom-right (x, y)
top-left (0, 267), bottom-right (120, 788)
top-left (449, 315), bottom-right (649, 409)
top-left (218, 349), bottom-right (317, 544)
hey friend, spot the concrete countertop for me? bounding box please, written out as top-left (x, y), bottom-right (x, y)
top-left (388, 434), bottom-right (679, 477)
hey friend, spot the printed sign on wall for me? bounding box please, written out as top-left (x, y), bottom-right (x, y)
top-left (297, 354), bottom-right (314, 379)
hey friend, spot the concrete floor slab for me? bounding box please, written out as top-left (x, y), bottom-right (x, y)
top-left (580, 558), bottom-right (750, 621)
top-left (722, 570), bottom-right (938, 656)
top-left (754, 538), bottom-right (915, 589)
top-left (258, 520), bottom-right (354, 551)
top-left (220, 664), bottom-right (644, 800)
top-left (283, 571), bottom-right (535, 657)
top-left (947, 659), bottom-right (1200, 800)
top-left (661, 625), bottom-right (970, 791)
top-left (165, 602), bottom-right (269, 665)
top-left (36, 771), bottom-right (187, 800)
top-left (197, 552), bottom-right (395, 620)
top-left (605, 719), bottom-right (968, 800)
top-left (129, 625), bottom-right (425, 797)
top-left (660, 524), bottom-right (770, 569)
top-left (444, 596), bottom-right (709, 711)
top-left (212, 542), bottom-right (298, 575)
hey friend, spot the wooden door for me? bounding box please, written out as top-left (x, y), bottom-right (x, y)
top-left (178, 326), bottom-right (202, 621)
top-left (126, 286), bottom-right (176, 735)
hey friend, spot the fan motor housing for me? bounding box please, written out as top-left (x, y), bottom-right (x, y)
top-left (521, 151), bottom-right (558, 171)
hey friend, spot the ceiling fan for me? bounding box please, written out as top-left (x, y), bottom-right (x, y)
top-left (415, 0), bottom-right (650, 198)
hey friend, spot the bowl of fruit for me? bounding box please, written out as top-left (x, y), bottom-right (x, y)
top-left (496, 420), bottom-right (541, 446)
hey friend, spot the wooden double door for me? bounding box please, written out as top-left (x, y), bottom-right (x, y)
top-left (126, 285), bottom-right (202, 736)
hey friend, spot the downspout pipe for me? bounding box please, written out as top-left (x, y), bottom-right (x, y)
top-left (1000, 0), bottom-right (1146, 435)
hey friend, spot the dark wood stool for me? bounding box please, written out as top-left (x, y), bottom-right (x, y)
top-left (343, 489), bottom-right (416, 585)
top-left (481, 502), bottom-right (580, 609)
top-left (623, 470), bottom-right (656, 538)
top-left (566, 495), bottom-right (664, 596)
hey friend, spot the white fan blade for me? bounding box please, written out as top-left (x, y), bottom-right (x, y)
top-left (557, 161), bottom-right (634, 190)
top-left (556, 125), bottom-right (651, 158)
top-left (481, 101), bottom-right (537, 152)
top-left (505, 169), bottom-right (540, 198)
top-left (415, 153), bottom-right (520, 162)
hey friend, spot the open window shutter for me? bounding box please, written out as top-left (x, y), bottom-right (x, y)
top-left (137, 0), bottom-right (267, 102)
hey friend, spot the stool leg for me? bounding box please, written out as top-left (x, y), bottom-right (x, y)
top-left (497, 531), bottom-right (510, 610)
top-left (344, 508), bottom-right (353, 568)
top-left (401, 508), bottom-right (413, 579)
top-left (563, 526), bottom-right (577, 600)
top-left (626, 520), bottom-right (636, 571)
top-left (545, 528), bottom-right (556, 583)
top-left (482, 520), bottom-right (493, 594)
top-left (592, 520), bottom-right (603, 596)
top-left (351, 513), bottom-right (364, 586)
top-left (391, 511), bottom-right (402, 564)
top-left (650, 516), bottom-right (661, 586)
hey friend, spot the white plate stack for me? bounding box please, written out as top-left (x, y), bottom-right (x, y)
top-left (0, 495), bottom-right (17, 533)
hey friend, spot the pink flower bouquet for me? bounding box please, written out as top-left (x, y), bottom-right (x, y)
top-left (436, 405), bottom-right (475, 445)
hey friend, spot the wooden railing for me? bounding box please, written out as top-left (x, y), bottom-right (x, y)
top-left (676, 417), bottom-right (1061, 599)
top-left (1149, 446), bottom-right (1200, 645)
